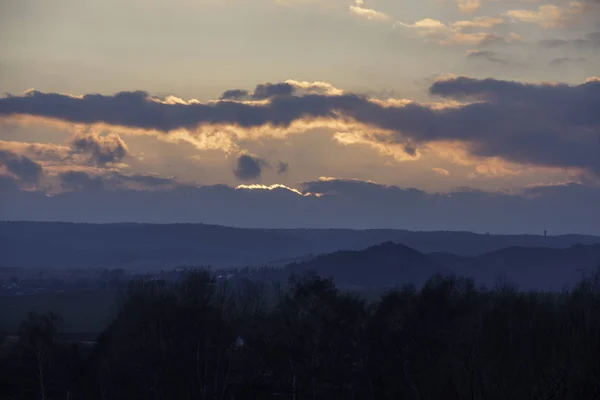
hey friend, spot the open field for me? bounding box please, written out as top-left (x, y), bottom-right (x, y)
top-left (0, 290), bottom-right (117, 334)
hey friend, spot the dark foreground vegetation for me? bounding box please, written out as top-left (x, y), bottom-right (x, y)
top-left (2, 269), bottom-right (600, 400)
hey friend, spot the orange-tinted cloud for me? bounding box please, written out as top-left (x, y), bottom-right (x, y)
top-left (457, 0), bottom-right (480, 13)
top-left (349, 4), bottom-right (392, 22)
top-left (506, 2), bottom-right (593, 28)
top-left (397, 16), bottom-right (518, 45)
top-left (1, 76), bottom-right (600, 177)
top-left (432, 167), bottom-right (451, 176)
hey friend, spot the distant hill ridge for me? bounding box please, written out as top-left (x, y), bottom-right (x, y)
top-left (286, 241), bottom-right (447, 288)
top-left (285, 241), bottom-right (600, 291)
top-left (1, 222), bottom-right (599, 272)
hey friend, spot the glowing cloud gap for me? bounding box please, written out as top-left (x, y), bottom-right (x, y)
top-left (235, 183), bottom-right (306, 196)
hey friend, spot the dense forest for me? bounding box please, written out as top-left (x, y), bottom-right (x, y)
top-left (2, 268), bottom-right (600, 399)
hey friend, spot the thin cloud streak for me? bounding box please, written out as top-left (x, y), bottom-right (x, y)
top-left (397, 16), bottom-right (518, 46)
top-left (349, 4), bottom-right (392, 22)
top-left (506, 2), bottom-right (593, 28)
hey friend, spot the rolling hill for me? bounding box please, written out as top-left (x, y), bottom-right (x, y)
top-left (1, 222), bottom-right (599, 273)
top-left (284, 242), bottom-right (600, 291)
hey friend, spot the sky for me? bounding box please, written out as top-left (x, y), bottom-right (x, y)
top-left (1, 0), bottom-right (599, 233)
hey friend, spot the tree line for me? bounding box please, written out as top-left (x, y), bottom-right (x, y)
top-left (2, 268), bottom-right (600, 399)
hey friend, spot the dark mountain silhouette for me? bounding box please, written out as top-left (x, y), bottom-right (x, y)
top-left (0, 222), bottom-right (308, 270)
top-left (1, 221), bottom-right (599, 272)
top-left (430, 244), bottom-right (600, 291)
top-left (283, 242), bottom-right (600, 291)
top-left (286, 241), bottom-right (449, 289)
top-left (283, 228), bottom-right (600, 256)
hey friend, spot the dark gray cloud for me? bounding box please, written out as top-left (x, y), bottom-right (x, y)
top-left (541, 31), bottom-right (600, 48)
top-left (428, 77), bottom-right (600, 173)
top-left (0, 174), bottom-right (19, 191)
top-left (251, 83), bottom-right (294, 99)
top-left (2, 77), bottom-right (600, 175)
top-left (2, 178), bottom-right (600, 235)
top-left (220, 89), bottom-right (249, 100)
top-left (0, 89), bottom-right (328, 130)
top-left (302, 178), bottom-right (424, 200)
top-left (233, 155), bottom-right (265, 181)
top-left (112, 172), bottom-right (174, 187)
top-left (220, 83), bottom-right (295, 101)
top-left (0, 149), bottom-right (43, 183)
top-left (403, 143), bottom-right (417, 157)
top-left (60, 170), bottom-right (105, 191)
top-left (476, 34), bottom-right (507, 47)
top-left (69, 133), bottom-right (128, 166)
top-left (60, 170), bottom-right (175, 191)
top-left (466, 50), bottom-right (509, 64)
top-left (549, 57), bottom-right (588, 66)
top-left (277, 161), bottom-right (289, 174)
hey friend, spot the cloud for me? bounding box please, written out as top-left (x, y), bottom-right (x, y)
top-left (506, 2), bottom-right (592, 28)
top-left (427, 76), bottom-right (600, 173)
top-left (276, 0), bottom-right (392, 22)
top-left (457, 0), bottom-right (481, 13)
top-left (432, 167), bottom-right (451, 176)
top-left (283, 80), bottom-right (344, 96)
top-left (221, 82), bottom-right (294, 101)
top-left (219, 80), bottom-right (343, 101)
top-left (251, 83), bottom-right (295, 99)
top-left (349, 5), bottom-right (391, 22)
top-left (2, 76), bottom-right (600, 176)
top-left (540, 31), bottom-right (600, 48)
top-left (59, 170), bottom-right (176, 191)
top-left (397, 18), bottom-right (448, 36)
top-left (220, 89), bottom-right (250, 100)
top-left (0, 174), bottom-right (19, 191)
top-left (60, 170), bottom-right (105, 191)
top-left (110, 172), bottom-right (175, 187)
top-left (397, 17), bottom-right (518, 46)
top-left (452, 17), bottom-right (505, 29)
top-left (465, 50), bottom-right (509, 64)
top-left (549, 57), bottom-right (588, 66)
top-left (236, 183), bottom-right (303, 196)
top-left (0, 140), bottom-right (71, 164)
top-left (0, 133), bottom-right (128, 171)
top-left (0, 149), bottom-right (43, 183)
top-left (442, 32), bottom-right (507, 46)
top-left (277, 161), bottom-right (289, 174)
top-left (233, 154), bottom-right (266, 181)
top-left (69, 132), bottom-right (129, 166)
top-left (300, 177), bottom-right (396, 197)
top-left (3, 178), bottom-right (600, 234)
top-left (333, 130), bottom-right (421, 161)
